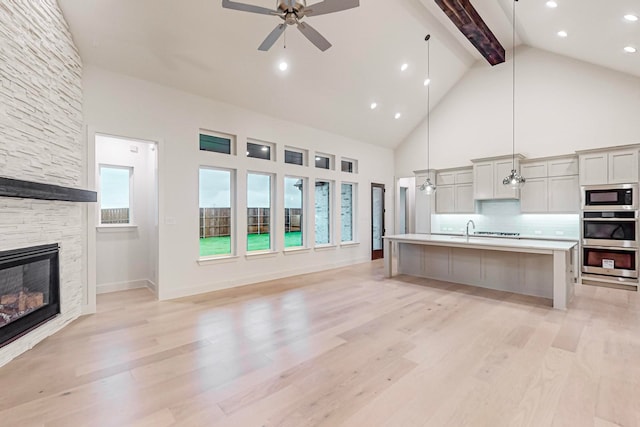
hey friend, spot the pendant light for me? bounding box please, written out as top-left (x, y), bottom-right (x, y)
top-left (503, 0), bottom-right (526, 190)
top-left (418, 34), bottom-right (436, 195)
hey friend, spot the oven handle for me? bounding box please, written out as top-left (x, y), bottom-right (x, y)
top-left (582, 245), bottom-right (639, 252)
top-left (581, 218), bottom-right (638, 222)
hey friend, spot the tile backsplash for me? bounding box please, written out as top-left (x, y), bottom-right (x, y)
top-left (432, 200), bottom-right (579, 239)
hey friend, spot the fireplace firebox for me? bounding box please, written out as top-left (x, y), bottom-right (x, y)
top-left (0, 244), bottom-right (60, 347)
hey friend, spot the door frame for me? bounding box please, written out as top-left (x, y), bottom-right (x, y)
top-left (371, 183), bottom-right (385, 260)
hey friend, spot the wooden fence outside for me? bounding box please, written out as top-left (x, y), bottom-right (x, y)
top-left (101, 208), bottom-right (130, 224)
top-left (199, 208), bottom-right (302, 238)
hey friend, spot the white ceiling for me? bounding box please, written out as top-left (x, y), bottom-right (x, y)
top-left (59, 0), bottom-right (639, 149)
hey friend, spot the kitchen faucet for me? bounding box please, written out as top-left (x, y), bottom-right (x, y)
top-left (466, 220), bottom-right (476, 240)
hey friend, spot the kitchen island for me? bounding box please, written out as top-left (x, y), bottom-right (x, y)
top-left (383, 234), bottom-right (577, 310)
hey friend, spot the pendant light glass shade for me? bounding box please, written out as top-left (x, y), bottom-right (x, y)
top-left (503, 169), bottom-right (526, 189)
top-left (503, 0), bottom-right (525, 190)
top-left (419, 177), bottom-right (436, 195)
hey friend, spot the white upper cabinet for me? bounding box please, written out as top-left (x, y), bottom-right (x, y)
top-left (472, 155), bottom-right (523, 200)
top-left (435, 167), bottom-right (474, 213)
top-left (520, 155), bottom-right (579, 214)
top-left (578, 146), bottom-right (639, 186)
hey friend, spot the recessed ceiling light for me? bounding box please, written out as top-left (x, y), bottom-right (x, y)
top-left (624, 14), bottom-right (638, 22)
top-left (394, 113), bottom-right (401, 119)
top-left (546, 1), bottom-right (558, 8)
top-left (424, 78), bottom-right (431, 86)
top-left (278, 61), bottom-right (288, 71)
top-left (370, 102), bottom-right (378, 110)
top-left (624, 46), bottom-right (637, 53)
top-left (557, 30), bottom-right (568, 38)
top-left (401, 63), bottom-right (409, 72)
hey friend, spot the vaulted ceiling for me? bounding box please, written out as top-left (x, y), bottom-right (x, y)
top-left (59, 0), bottom-right (639, 149)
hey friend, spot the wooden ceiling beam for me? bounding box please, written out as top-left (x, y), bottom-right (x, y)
top-left (434, 0), bottom-right (506, 66)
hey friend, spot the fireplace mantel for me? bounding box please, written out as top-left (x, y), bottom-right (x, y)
top-left (0, 177), bottom-right (96, 203)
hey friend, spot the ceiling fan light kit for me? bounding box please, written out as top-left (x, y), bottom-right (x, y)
top-left (221, 0), bottom-right (360, 51)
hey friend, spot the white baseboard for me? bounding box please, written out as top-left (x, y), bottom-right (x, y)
top-left (159, 257), bottom-right (371, 300)
top-left (97, 279), bottom-right (154, 294)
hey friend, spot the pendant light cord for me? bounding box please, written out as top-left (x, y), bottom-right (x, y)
top-left (512, 0), bottom-right (517, 170)
top-left (426, 34), bottom-right (431, 173)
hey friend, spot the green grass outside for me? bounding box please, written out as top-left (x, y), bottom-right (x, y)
top-left (199, 232), bottom-right (303, 257)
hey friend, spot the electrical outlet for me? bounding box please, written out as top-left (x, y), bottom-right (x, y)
top-left (555, 231), bottom-right (564, 236)
top-left (534, 230), bottom-right (542, 235)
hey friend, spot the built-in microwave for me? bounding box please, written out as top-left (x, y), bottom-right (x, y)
top-left (582, 184), bottom-right (638, 211)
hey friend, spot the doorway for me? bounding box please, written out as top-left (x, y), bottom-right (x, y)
top-left (90, 133), bottom-right (159, 305)
top-left (371, 183), bottom-right (385, 260)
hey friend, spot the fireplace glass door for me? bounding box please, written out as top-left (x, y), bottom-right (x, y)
top-left (0, 244), bottom-right (60, 347)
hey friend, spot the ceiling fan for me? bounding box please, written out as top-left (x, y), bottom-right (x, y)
top-left (221, 0), bottom-right (359, 52)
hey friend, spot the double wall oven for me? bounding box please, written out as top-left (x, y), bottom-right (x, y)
top-left (581, 183), bottom-right (639, 287)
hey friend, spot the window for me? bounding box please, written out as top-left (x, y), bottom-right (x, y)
top-left (247, 173), bottom-right (272, 252)
top-left (284, 176), bottom-right (305, 248)
top-left (199, 168), bottom-right (234, 257)
top-left (200, 131), bottom-right (234, 155)
top-left (99, 165), bottom-right (132, 225)
top-left (315, 180), bottom-right (331, 245)
top-left (247, 141), bottom-right (273, 161)
top-left (341, 183), bottom-right (355, 242)
top-left (315, 155), bottom-right (330, 170)
top-left (285, 147), bottom-right (306, 166)
top-left (341, 158), bottom-right (357, 173)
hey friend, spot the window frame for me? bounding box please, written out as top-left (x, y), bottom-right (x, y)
top-left (314, 153), bottom-right (334, 170)
top-left (198, 166), bottom-right (236, 259)
top-left (199, 129), bottom-right (236, 156)
top-left (284, 146), bottom-right (308, 167)
top-left (246, 139), bottom-right (276, 162)
top-left (98, 164), bottom-right (134, 226)
top-left (246, 171), bottom-right (275, 253)
top-left (340, 182), bottom-right (357, 244)
top-left (284, 175), bottom-right (307, 250)
top-left (314, 179), bottom-right (333, 246)
top-left (340, 157), bottom-right (358, 174)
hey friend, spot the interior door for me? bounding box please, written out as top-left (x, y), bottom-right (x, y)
top-left (371, 183), bottom-right (385, 260)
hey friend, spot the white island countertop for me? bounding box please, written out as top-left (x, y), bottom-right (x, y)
top-left (383, 234), bottom-right (576, 254)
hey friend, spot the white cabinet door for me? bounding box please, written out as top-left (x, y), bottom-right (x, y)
top-left (549, 175), bottom-right (580, 213)
top-left (455, 184), bottom-right (475, 213)
top-left (435, 185), bottom-right (455, 213)
top-left (548, 157), bottom-right (578, 177)
top-left (521, 161), bottom-right (547, 179)
top-left (473, 162), bottom-right (494, 200)
top-left (608, 149), bottom-right (638, 184)
top-left (455, 169), bottom-right (473, 184)
top-left (579, 153), bottom-right (607, 185)
top-left (414, 175), bottom-right (433, 233)
top-left (520, 178), bottom-right (548, 213)
top-left (494, 159), bottom-right (520, 199)
top-left (436, 172), bottom-right (455, 186)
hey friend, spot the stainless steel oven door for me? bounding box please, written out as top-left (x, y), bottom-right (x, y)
top-left (582, 183), bottom-right (638, 211)
top-left (582, 246), bottom-right (638, 279)
top-left (582, 217), bottom-right (638, 248)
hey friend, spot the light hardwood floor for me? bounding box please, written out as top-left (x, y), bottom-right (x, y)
top-left (1, 260), bottom-right (639, 426)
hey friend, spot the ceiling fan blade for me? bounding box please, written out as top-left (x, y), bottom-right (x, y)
top-left (258, 24), bottom-right (287, 51)
top-left (297, 22), bottom-right (332, 51)
top-left (304, 0), bottom-right (359, 17)
top-left (222, 0), bottom-right (277, 15)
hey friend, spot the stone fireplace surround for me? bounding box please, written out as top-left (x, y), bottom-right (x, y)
top-left (0, 0), bottom-right (87, 367)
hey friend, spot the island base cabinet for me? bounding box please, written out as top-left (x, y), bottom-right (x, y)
top-left (397, 243), bottom-right (554, 299)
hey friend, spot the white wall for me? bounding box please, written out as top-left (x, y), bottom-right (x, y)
top-left (83, 65), bottom-right (395, 300)
top-left (395, 46), bottom-right (640, 176)
top-left (95, 135), bottom-right (157, 293)
top-left (0, 1), bottom-right (84, 367)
